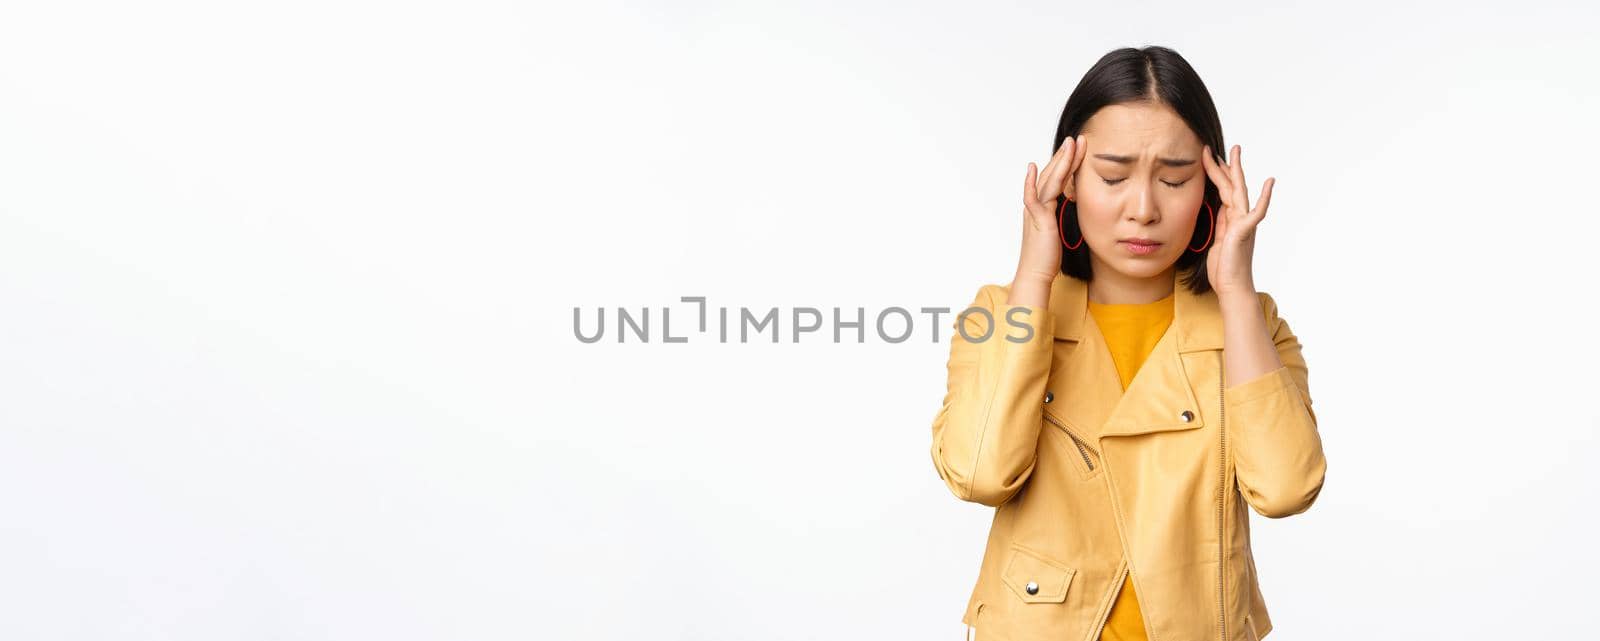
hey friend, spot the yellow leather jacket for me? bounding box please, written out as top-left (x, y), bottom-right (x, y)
top-left (930, 272), bottom-right (1326, 641)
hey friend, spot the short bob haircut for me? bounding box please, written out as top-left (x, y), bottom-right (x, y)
top-left (1052, 45), bottom-right (1227, 295)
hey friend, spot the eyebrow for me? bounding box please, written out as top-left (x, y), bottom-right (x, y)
top-left (1092, 153), bottom-right (1196, 168)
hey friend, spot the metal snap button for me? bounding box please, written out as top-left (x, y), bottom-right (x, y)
top-left (1025, 581), bottom-right (1039, 595)
top-left (1179, 410), bottom-right (1194, 423)
top-left (1044, 391), bottom-right (1054, 404)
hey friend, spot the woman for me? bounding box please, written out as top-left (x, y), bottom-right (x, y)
top-left (929, 46), bottom-right (1327, 641)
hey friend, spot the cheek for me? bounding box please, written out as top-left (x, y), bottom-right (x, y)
top-left (1165, 185), bottom-right (1207, 224)
top-left (1072, 194), bottom-right (1118, 236)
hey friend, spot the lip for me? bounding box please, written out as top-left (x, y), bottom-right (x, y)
top-left (1118, 239), bottom-right (1163, 256)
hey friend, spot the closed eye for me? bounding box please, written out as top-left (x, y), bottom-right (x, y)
top-left (1102, 177), bottom-right (1190, 188)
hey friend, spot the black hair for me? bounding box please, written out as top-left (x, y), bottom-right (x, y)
top-left (1052, 45), bottom-right (1225, 295)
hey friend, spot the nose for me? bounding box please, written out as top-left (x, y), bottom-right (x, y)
top-left (1126, 182), bottom-right (1159, 224)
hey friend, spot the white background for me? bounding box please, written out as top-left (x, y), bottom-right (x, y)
top-left (2, 1), bottom-right (1597, 639)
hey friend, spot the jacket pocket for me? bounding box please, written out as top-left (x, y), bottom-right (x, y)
top-left (1000, 544), bottom-right (1077, 604)
top-left (1042, 411), bottom-right (1101, 477)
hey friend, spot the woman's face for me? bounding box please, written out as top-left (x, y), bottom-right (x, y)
top-left (1067, 101), bottom-right (1209, 282)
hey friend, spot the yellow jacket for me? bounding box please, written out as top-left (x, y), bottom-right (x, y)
top-left (930, 271), bottom-right (1327, 641)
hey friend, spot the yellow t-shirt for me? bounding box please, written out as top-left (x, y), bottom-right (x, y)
top-left (1086, 289), bottom-right (1175, 641)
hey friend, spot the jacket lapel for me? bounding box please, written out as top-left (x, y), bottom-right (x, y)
top-left (1042, 271), bottom-right (1226, 444)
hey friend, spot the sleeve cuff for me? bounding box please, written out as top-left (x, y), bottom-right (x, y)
top-left (993, 304), bottom-right (1055, 350)
top-left (1225, 365), bottom-right (1293, 406)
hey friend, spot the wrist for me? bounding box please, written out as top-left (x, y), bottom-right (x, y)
top-left (1217, 288), bottom-right (1260, 315)
top-left (1007, 273), bottom-right (1054, 307)
top-left (1214, 281), bottom-right (1257, 301)
top-left (1012, 266), bottom-right (1058, 288)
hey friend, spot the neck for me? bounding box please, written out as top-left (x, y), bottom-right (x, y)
top-left (1086, 261), bottom-right (1178, 305)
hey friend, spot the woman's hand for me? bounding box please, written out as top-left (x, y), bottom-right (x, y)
top-left (1200, 144), bottom-right (1276, 298)
top-left (1016, 135), bottom-right (1088, 286)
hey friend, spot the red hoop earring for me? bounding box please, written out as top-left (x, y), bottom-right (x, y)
top-left (1188, 200), bottom-right (1215, 253)
top-left (1057, 197), bottom-right (1084, 250)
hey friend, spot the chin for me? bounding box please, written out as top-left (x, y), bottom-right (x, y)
top-left (1116, 260), bottom-right (1176, 279)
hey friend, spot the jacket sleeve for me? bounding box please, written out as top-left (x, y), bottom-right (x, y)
top-left (1225, 291), bottom-right (1328, 518)
top-left (929, 283), bottom-right (1056, 506)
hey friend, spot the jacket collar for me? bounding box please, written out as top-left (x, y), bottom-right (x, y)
top-left (1041, 270), bottom-right (1225, 442)
top-left (1046, 270), bottom-right (1225, 353)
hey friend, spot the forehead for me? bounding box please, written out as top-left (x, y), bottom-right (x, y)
top-left (1081, 102), bottom-right (1201, 150)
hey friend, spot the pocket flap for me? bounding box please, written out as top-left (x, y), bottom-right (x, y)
top-left (1001, 544), bottom-right (1076, 603)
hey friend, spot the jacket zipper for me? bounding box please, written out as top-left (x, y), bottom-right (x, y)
top-left (1091, 563), bottom-right (1126, 641)
top-left (1042, 412), bottom-right (1094, 471)
top-left (1216, 351), bottom-right (1227, 641)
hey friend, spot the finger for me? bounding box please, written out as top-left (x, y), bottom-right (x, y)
top-left (1203, 146), bottom-right (1238, 213)
top-left (1024, 162), bottom-right (1042, 211)
top-left (1032, 140), bottom-right (1069, 205)
top-left (1252, 177), bottom-right (1274, 219)
top-left (1212, 197), bottom-right (1228, 241)
top-left (1069, 134), bottom-right (1088, 177)
top-left (1201, 145), bottom-right (1232, 196)
top-left (1036, 138), bottom-right (1075, 198)
top-left (1063, 134), bottom-right (1088, 195)
top-left (1229, 145), bottom-right (1250, 214)
top-left (1038, 137), bottom-right (1074, 195)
